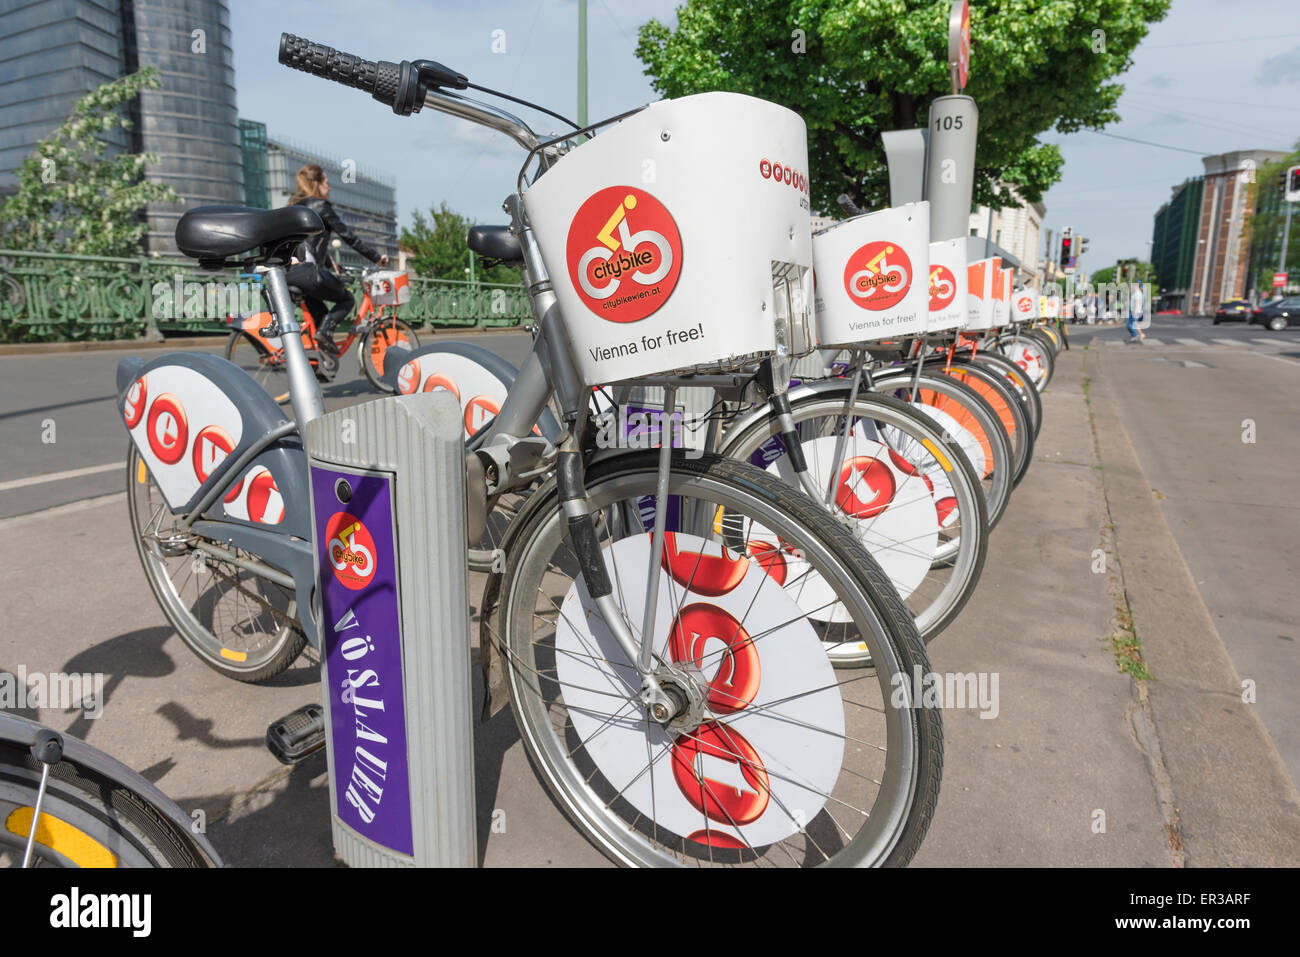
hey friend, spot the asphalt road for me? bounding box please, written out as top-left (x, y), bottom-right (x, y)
top-left (1, 319), bottom-right (1296, 867)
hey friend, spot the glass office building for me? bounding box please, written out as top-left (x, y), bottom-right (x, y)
top-left (0, 0), bottom-right (243, 253)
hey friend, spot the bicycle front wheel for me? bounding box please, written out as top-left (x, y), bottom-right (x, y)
top-left (486, 452), bottom-right (942, 867)
top-left (359, 317), bottom-right (420, 392)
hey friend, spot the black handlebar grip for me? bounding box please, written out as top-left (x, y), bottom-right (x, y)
top-left (279, 33), bottom-right (378, 94)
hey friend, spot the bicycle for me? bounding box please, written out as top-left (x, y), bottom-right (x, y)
top-left (117, 35), bottom-right (943, 866)
top-left (225, 262), bottom-right (420, 402)
top-left (0, 713), bottom-right (220, 868)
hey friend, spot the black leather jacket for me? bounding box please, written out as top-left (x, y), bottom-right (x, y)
top-left (292, 196), bottom-right (383, 268)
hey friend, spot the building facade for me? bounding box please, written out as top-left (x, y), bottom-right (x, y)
top-left (1244, 153), bottom-right (1300, 298)
top-left (265, 138), bottom-right (398, 268)
top-left (1186, 150), bottom-right (1286, 313)
top-left (968, 190), bottom-right (1044, 285)
top-left (1151, 177), bottom-right (1204, 313)
top-left (0, 0), bottom-right (244, 253)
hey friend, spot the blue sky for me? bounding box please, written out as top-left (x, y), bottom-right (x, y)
top-left (230, 0), bottom-right (1300, 271)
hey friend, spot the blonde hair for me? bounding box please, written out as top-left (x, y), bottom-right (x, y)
top-left (288, 164), bottom-right (326, 205)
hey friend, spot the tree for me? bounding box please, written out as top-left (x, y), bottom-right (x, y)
top-left (1244, 144), bottom-right (1300, 295)
top-left (636, 0), bottom-right (1170, 215)
top-left (0, 69), bottom-right (179, 257)
top-left (399, 202), bottom-right (519, 284)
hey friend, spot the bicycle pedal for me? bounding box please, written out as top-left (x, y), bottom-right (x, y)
top-left (266, 703), bottom-right (326, 765)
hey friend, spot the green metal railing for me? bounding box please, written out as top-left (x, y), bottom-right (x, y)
top-left (0, 248), bottom-right (527, 342)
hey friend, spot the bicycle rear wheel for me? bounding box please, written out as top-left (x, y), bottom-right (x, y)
top-left (486, 452), bottom-right (942, 866)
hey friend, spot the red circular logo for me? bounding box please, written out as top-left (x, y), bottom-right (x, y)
top-left (843, 241), bottom-right (913, 311)
top-left (463, 395), bottom-right (499, 436)
top-left (672, 720), bottom-right (770, 825)
top-left (929, 264), bottom-right (957, 312)
top-left (146, 394), bottom-right (188, 465)
top-left (887, 448), bottom-right (919, 477)
top-left (668, 602), bottom-right (761, 715)
top-left (192, 425), bottom-right (245, 503)
top-left (566, 186), bottom-right (682, 323)
top-left (835, 456), bottom-right (897, 519)
top-left (324, 511), bottom-right (377, 589)
top-left (396, 360), bottom-right (420, 395)
top-left (246, 468), bottom-right (283, 524)
top-left (123, 377), bottom-right (147, 429)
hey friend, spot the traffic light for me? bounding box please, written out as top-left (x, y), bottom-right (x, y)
top-left (1078, 237), bottom-right (1090, 255)
top-left (1060, 232), bottom-right (1073, 266)
top-left (1287, 164), bottom-right (1300, 203)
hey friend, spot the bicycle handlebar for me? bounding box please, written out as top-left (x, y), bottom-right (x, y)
top-left (278, 33), bottom-right (467, 116)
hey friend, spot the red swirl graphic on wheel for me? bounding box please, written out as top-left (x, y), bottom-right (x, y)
top-left (668, 603), bottom-right (761, 715)
top-left (672, 720), bottom-right (771, 826)
top-left (566, 186), bottom-right (682, 323)
top-left (660, 532), bottom-right (748, 596)
top-left (843, 240), bottom-right (912, 311)
top-left (835, 456), bottom-right (897, 519)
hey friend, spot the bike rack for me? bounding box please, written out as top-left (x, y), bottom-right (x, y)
top-left (304, 392), bottom-right (476, 867)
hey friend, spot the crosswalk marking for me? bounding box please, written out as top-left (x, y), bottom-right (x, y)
top-left (1143, 337), bottom-right (1163, 346)
top-left (1252, 338), bottom-right (1280, 347)
top-left (1175, 338), bottom-right (1203, 346)
top-left (1212, 338), bottom-right (1245, 346)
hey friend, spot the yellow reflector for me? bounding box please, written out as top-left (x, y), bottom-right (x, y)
top-left (712, 505), bottom-right (726, 535)
top-left (5, 807), bottom-right (118, 868)
top-left (920, 438), bottom-right (953, 473)
top-left (136, 458), bottom-right (148, 484)
top-left (219, 647), bottom-right (248, 662)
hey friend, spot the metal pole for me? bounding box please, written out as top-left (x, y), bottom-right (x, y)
top-left (1280, 201), bottom-right (1293, 280)
top-left (577, 0), bottom-right (588, 127)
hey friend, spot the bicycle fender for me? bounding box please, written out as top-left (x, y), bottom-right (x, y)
top-left (0, 712), bottom-right (224, 868)
top-left (715, 378), bottom-right (854, 457)
top-left (117, 352), bottom-right (312, 541)
top-left (383, 339), bottom-right (561, 442)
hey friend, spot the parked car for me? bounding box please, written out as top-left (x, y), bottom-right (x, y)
top-left (1213, 299), bottom-right (1253, 324)
top-left (1251, 296), bottom-right (1300, 331)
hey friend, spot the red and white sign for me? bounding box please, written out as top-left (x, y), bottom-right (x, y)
top-left (813, 201), bottom-right (931, 345)
top-left (1273, 272), bottom-right (1288, 288)
top-left (554, 532), bottom-right (844, 849)
top-left (566, 185), bottom-right (683, 323)
top-left (949, 0), bottom-right (971, 91)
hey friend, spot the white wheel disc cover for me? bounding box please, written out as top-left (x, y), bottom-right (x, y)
top-left (554, 532), bottom-right (845, 850)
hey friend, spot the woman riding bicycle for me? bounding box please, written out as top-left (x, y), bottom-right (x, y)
top-left (286, 163), bottom-right (389, 356)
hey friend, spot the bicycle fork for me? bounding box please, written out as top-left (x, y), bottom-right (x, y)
top-left (20, 730), bottom-right (62, 868)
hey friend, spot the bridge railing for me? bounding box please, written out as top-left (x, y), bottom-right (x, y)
top-left (0, 249), bottom-right (527, 341)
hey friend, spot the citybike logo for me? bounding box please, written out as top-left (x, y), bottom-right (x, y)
top-left (929, 264), bottom-right (957, 312)
top-left (566, 185), bottom-right (682, 322)
top-left (324, 512), bottom-right (377, 590)
top-left (123, 376), bottom-right (147, 429)
top-left (146, 394), bottom-right (188, 465)
top-left (843, 241), bottom-right (912, 311)
top-left (835, 455), bottom-right (897, 519)
top-left (758, 158), bottom-right (810, 196)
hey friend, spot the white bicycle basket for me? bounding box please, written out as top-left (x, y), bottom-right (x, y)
top-left (523, 92), bottom-right (814, 385)
top-left (364, 269), bottom-right (410, 306)
top-left (926, 238), bottom-right (967, 333)
top-left (811, 202), bottom-right (930, 347)
top-left (965, 256), bottom-right (1000, 331)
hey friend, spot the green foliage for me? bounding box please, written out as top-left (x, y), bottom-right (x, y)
top-left (1246, 143), bottom-right (1300, 294)
top-left (636, 0), bottom-right (1170, 215)
top-left (1092, 258), bottom-right (1154, 286)
top-left (399, 202), bottom-right (519, 284)
top-left (0, 69), bottom-right (179, 257)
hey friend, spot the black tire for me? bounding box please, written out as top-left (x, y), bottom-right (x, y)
top-left (1267, 315), bottom-right (1288, 331)
top-left (488, 452), bottom-right (942, 866)
top-left (224, 330), bottom-right (290, 405)
top-left (359, 317), bottom-right (420, 392)
top-left (126, 444), bottom-right (307, 683)
top-left (0, 741), bottom-right (212, 868)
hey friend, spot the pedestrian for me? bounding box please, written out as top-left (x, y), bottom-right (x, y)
top-left (1127, 283), bottom-right (1145, 342)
